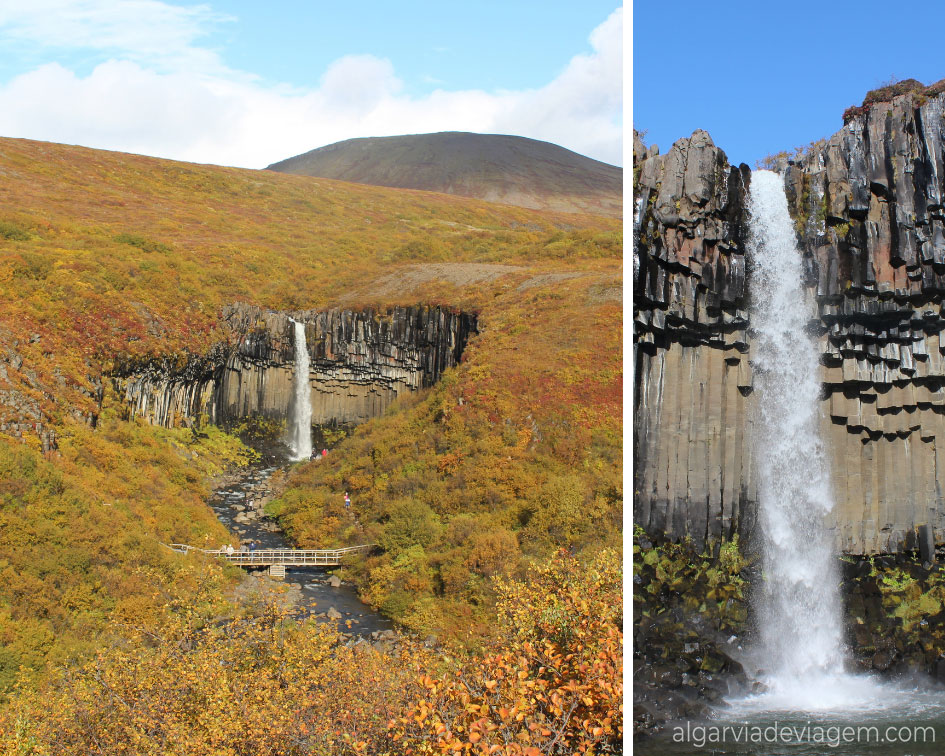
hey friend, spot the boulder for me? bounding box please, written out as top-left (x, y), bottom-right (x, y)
top-left (872, 648), bottom-right (896, 671)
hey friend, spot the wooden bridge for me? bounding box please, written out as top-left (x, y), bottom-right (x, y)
top-left (168, 544), bottom-right (373, 569)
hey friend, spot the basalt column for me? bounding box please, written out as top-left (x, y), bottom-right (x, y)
top-left (113, 305), bottom-right (477, 432)
top-left (782, 87), bottom-right (945, 554)
top-left (633, 129), bottom-right (755, 550)
top-left (634, 86), bottom-right (945, 556)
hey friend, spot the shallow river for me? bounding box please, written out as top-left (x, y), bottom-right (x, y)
top-left (641, 679), bottom-right (945, 755)
top-left (208, 460), bottom-right (394, 639)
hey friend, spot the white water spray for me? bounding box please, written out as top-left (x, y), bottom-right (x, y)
top-left (745, 170), bottom-right (852, 707)
top-left (289, 319), bottom-right (312, 461)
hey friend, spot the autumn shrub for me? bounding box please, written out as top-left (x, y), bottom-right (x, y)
top-left (113, 232), bottom-right (173, 254)
top-left (0, 550), bottom-right (620, 756)
top-left (379, 500), bottom-right (443, 552)
top-left (0, 418), bottom-right (249, 693)
top-left (463, 528), bottom-right (519, 578)
top-left (0, 601), bottom-right (426, 756)
top-left (0, 220), bottom-right (29, 241)
top-left (392, 549), bottom-right (623, 754)
top-left (11, 252), bottom-right (51, 280)
top-left (863, 77), bottom-right (924, 105)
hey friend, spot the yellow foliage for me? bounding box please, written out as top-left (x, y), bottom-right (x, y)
top-left (0, 551), bottom-right (620, 755)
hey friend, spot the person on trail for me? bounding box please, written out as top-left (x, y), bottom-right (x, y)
top-left (249, 540), bottom-right (256, 552)
top-left (322, 448), bottom-right (328, 458)
top-left (344, 492), bottom-right (351, 511)
top-left (226, 544), bottom-right (235, 556)
top-left (239, 543), bottom-right (248, 553)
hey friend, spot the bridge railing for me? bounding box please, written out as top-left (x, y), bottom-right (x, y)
top-left (167, 544), bottom-right (374, 566)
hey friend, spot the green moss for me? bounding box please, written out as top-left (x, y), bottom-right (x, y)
top-left (633, 531), bottom-right (749, 633)
top-left (719, 535), bottom-right (746, 575)
top-left (794, 173), bottom-right (812, 236)
top-left (872, 561), bottom-right (945, 632)
top-left (880, 569), bottom-right (917, 591)
top-left (816, 190), bottom-right (828, 225)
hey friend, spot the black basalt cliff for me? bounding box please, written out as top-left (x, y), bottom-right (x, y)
top-left (111, 304), bottom-right (476, 431)
top-left (634, 82), bottom-right (945, 555)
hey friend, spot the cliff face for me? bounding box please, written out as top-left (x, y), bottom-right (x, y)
top-left (112, 305), bottom-right (476, 431)
top-left (634, 89), bottom-right (945, 554)
top-left (633, 129), bottom-right (756, 548)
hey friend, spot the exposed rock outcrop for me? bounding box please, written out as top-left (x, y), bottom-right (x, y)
top-left (781, 90), bottom-right (945, 553)
top-left (633, 129), bottom-right (756, 548)
top-left (112, 304), bottom-right (476, 431)
top-left (634, 86), bottom-right (945, 554)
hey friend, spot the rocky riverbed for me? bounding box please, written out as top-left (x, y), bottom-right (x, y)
top-left (209, 455), bottom-right (397, 645)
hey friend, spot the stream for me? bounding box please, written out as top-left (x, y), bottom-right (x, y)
top-left (208, 454), bottom-right (395, 640)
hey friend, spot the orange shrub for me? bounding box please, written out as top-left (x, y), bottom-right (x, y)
top-left (392, 549), bottom-right (623, 754)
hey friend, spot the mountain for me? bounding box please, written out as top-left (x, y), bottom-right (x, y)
top-left (266, 132), bottom-right (622, 217)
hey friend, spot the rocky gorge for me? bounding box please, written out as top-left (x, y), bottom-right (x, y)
top-left (111, 303), bottom-right (476, 434)
top-left (209, 460), bottom-right (401, 645)
top-left (634, 80), bottom-right (945, 738)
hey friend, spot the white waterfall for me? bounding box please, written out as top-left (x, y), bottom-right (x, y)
top-left (289, 319), bottom-right (313, 461)
top-left (745, 170), bottom-right (850, 707)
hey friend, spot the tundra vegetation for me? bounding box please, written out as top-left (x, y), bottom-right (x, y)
top-left (0, 137), bottom-right (622, 752)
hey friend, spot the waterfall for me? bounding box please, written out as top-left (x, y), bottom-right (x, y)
top-left (289, 319), bottom-right (313, 461)
top-left (746, 170), bottom-right (849, 705)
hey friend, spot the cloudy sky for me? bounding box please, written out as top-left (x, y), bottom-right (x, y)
top-left (0, 1), bottom-right (623, 168)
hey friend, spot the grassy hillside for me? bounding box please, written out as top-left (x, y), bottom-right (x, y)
top-left (272, 269), bottom-right (622, 638)
top-left (0, 412), bottom-right (249, 690)
top-left (267, 131), bottom-right (623, 217)
top-left (0, 136), bottom-right (621, 697)
top-left (0, 136), bottom-right (619, 439)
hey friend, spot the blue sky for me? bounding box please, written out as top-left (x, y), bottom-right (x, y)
top-left (633, 0), bottom-right (945, 167)
top-left (0, 1), bottom-right (623, 168)
top-left (210, 1), bottom-right (619, 95)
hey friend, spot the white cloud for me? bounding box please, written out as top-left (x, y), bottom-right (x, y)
top-left (0, 0), bottom-right (234, 73)
top-left (492, 8), bottom-right (623, 164)
top-left (0, 3), bottom-right (623, 167)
